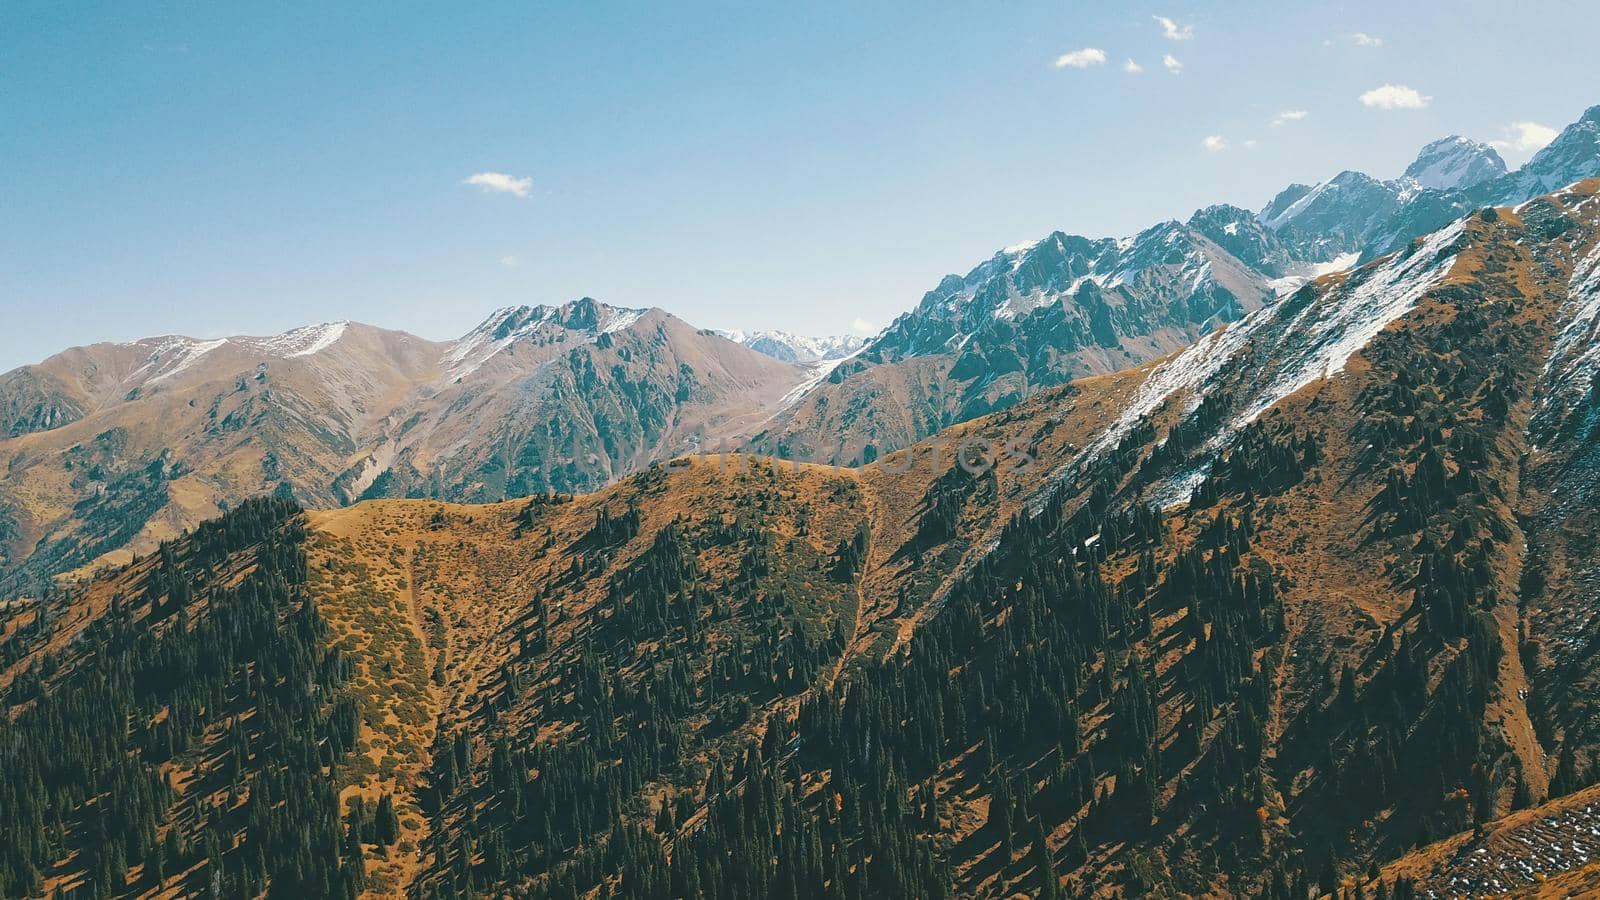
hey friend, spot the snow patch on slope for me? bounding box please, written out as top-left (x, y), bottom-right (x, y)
top-left (143, 338), bottom-right (230, 384)
top-left (599, 308), bottom-right (644, 334)
top-left (1313, 252), bottom-right (1361, 277)
top-left (1049, 216), bottom-right (1468, 508)
top-left (1234, 218), bottom-right (1466, 425)
top-left (777, 347), bottom-right (864, 409)
top-left (1533, 237), bottom-right (1600, 436)
top-left (443, 312), bottom-right (518, 381)
top-left (1077, 322), bottom-right (1253, 465)
top-left (1265, 252), bottom-right (1363, 297)
top-left (1402, 136), bottom-right (1507, 192)
top-left (251, 322), bottom-right (350, 358)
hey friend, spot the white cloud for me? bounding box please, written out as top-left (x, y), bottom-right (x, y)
top-left (1154, 16), bottom-right (1194, 40)
top-left (463, 171), bottom-right (534, 198)
top-left (849, 317), bottom-right (876, 336)
top-left (1202, 135), bottom-right (1228, 152)
top-left (1358, 84), bottom-right (1430, 110)
top-left (1242, 139), bottom-right (1259, 149)
top-left (1272, 109), bottom-right (1309, 126)
top-left (499, 255), bottom-right (520, 268)
top-left (1122, 58), bottom-right (1144, 74)
top-left (1490, 121), bottom-right (1559, 155)
top-left (1350, 32), bottom-right (1384, 47)
top-left (1055, 47), bottom-right (1107, 69)
top-left (1162, 53), bottom-right (1183, 74)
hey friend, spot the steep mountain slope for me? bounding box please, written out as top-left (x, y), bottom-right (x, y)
top-left (0, 367), bottom-right (87, 439)
top-left (11, 181), bottom-right (1600, 898)
top-left (0, 321), bottom-right (446, 589)
top-left (0, 300), bottom-right (808, 591)
top-left (1403, 135), bottom-right (1508, 191)
top-left (0, 498), bottom-right (361, 899)
top-left (1491, 105), bottom-right (1600, 204)
top-left (9, 110), bottom-right (1598, 598)
top-left (1260, 135), bottom-right (1510, 261)
top-left (1261, 168), bottom-right (1416, 260)
top-left (343, 302), bottom-right (806, 504)
top-left (749, 214), bottom-right (1298, 467)
top-left (978, 178), bottom-right (1600, 893)
top-left (0, 322), bottom-right (427, 440)
top-left (1377, 782), bottom-right (1600, 896)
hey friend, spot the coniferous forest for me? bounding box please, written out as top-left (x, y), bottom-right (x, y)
top-left (0, 498), bottom-right (363, 899)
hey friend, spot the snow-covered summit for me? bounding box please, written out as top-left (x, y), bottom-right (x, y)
top-left (245, 321), bottom-right (351, 359)
top-left (1259, 111), bottom-right (1600, 261)
top-left (719, 330), bottom-right (865, 364)
top-left (1402, 136), bottom-right (1507, 192)
top-left (1048, 214), bottom-right (1473, 510)
top-left (443, 299), bottom-right (648, 381)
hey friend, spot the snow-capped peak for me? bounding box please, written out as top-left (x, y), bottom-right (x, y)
top-left (1402, 135), bottom-right (1507, 192)
top-left (443, 299), bottom-right (648, 381)
top-left (136, 337), bottom-right (231, 385)
top-left (720, 330), bottom-right (866, 364)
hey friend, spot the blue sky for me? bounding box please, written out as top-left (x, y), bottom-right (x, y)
top-left (3, 1), bottom-right (1597, 372)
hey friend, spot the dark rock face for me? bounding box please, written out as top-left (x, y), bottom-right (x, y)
top-left (0, 368), bottom-right (84, 439)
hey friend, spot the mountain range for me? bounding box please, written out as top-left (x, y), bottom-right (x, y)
top-left (6, 169), bottom-right (1600, 897)
top-left (750, 104), bottom-right (1600, 467)
top-left (0, 300), bottom-right (807, 590)
top-left (4, 105), bottom-right (1598, 598)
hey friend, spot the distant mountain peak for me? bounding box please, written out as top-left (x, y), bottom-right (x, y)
top-left (719, 329), bottom-right (865, 364)
top-left (445, 299), bottom-right (650, 380)
top-left (1494, 107), bottom-right (1600, 202)
top-left (1259, 183), bottom-right (1314, 228)
top-left (1403, 135), bottom-right (1507, 191)
top-left (1257, 107), bottom-right (1600, 263)
top-left (254, 321), bottom-right (351, 358)
top-left (1187, 204), bottom-right (1298, 276)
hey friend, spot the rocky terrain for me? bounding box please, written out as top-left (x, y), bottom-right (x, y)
top-left (0, 300), bottom-right (807, 591)
top-left (750, 106), bottom-right (1600, 468)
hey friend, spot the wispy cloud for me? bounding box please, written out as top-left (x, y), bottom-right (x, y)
top-left (1162, 53), bottom-right (1183, 75)
top-left (1154, 16), bottom-right (1194, 40)
top-left (1202, 135), bottom-right (1228, 152)
top-left (462, 171), bottom-right (534, 198)
top-left (1490, 121), bottom-right (1559, 155)
top-left (1122, 58), bottom-right (1144, 74)
top-left (1358, 84), bottom-right (1430, 110)
top-left (1349, 32), bottom-right (1384, 47)
top-left (499, 255), bottom-right (520, 268)
top-left (849, 317), bottom-right (876, 336)
top-left (1272, 109), bottom-right (1309, 126)
top-left (1055, 47), bottom-right (1108, 69)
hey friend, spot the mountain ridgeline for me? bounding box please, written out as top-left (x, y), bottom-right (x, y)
top-left (0, 300), bottom-right (807, 592)
top-left (747, 104), bottom-right (1600, 467)
top-left (6, 175), bottom-right (1600, 897)
top-left (3, 106), bottom-right (1599, 592)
